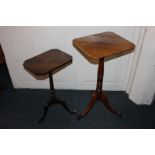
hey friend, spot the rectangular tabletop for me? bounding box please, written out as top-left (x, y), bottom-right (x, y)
top-left (73, 32), bottom-right (135, 59)
top-left (23, 49), bottom-right (72, 75)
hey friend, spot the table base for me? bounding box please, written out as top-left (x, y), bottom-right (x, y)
top-left (77, 58), bottom-right (121, 119)
top-left (38, 72), bottom-right (77, 123)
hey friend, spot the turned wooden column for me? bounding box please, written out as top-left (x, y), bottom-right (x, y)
top-left (96, 58), bottom-right (104, 94)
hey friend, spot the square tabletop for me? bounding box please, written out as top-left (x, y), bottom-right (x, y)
top-left (23, 49), bottom-right (72, 75)
top-left (73, 32), bottom-right (135, 59)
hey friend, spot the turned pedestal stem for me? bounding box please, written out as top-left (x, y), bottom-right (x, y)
top-left (96, 58), bottom-right (104, 94)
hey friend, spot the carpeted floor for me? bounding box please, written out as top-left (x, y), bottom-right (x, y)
top-left (0, 63), bottom-right (155, 129)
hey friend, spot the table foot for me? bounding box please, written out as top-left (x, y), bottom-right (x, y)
top-left (100, 93), bottom-right (122, 116)
top-left (77, 92), bottom-right (97, 119)
top-left (38, 100), bottom-right (54, 123)
top-left (77, 91), bottom-right (121, 119)
top-left (38, 98), bottom-right (77, 123)
top-left (58, 100), bottom-right (77, 114)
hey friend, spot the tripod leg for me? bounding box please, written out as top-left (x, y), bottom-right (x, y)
top-left (38, 101), bottom-right (54, 123)
top-left (77, 93), bottom-right (97, 119)
top-left (58, 100), bottom-right (77, 114)
top-left (100, 93), bottom-right (121, 116)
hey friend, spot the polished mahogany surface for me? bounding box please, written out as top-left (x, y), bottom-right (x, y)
top-left (23, 49), bottom-right (72, 75)
top-left (73, 32), bottom-right (135, 59)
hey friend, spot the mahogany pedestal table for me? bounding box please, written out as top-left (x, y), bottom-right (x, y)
top-left (23, 49), bottom-right (77, 122)
top-left (73, 32), bottom-right (135, 119)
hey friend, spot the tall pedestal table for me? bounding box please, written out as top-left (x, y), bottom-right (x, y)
top-left (23, 49), bottom-right (77, 122)
top-left (73, 32), bottom-right (135, 119)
